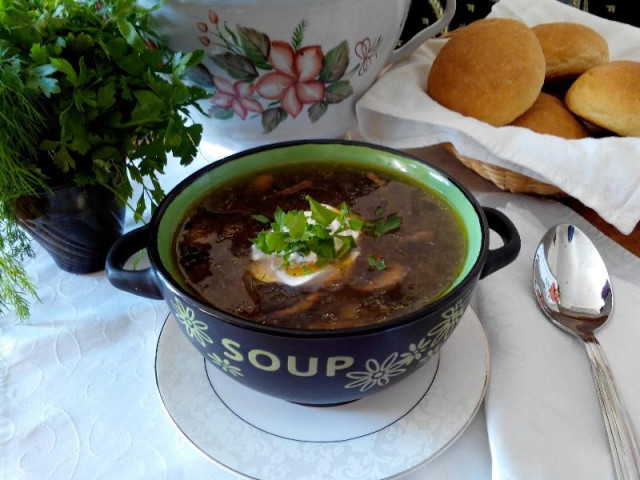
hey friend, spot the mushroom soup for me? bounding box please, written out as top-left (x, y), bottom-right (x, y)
top-left (174, 163), bottom-right (467, 330)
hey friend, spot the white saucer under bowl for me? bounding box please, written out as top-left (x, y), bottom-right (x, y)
top-left (155, 308), bottom-right (489, 480)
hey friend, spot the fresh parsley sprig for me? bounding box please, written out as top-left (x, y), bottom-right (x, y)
top-left (0, 0), bottom-right (209, 320)
top-left (0, 0), bottom-right (209, 222)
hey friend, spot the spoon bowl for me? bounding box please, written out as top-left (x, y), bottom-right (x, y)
top-left (533, 223), bottom-right (640, 479)
top-left (533, 223), bottom-right (612, 339)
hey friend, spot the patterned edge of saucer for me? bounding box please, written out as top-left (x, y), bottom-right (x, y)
top-left (155, 308), bottom-right (489, 480)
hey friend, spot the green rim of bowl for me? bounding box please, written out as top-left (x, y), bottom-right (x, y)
top-left (157, 143), bottom-right (482, 296)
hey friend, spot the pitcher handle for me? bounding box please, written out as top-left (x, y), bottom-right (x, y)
top-left (388, 0), bottom-right (456, 64)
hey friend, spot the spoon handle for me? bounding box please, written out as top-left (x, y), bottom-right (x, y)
top-left (584, 337), bottom-right (640, 480)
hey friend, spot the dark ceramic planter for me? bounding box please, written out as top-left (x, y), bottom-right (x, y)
top-left (17, 184), bottom-right (126, 274)
top-left (106, 141), bottom-right (520, 405)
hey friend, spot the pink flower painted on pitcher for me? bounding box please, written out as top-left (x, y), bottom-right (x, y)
top-left (255, 42), bottom-right (325, 118)
top-left (211, 77), bottom-right (263, 120)
top-left (199, 15), bottom-right (353, 131)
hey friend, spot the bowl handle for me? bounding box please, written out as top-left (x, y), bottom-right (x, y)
top-left (388, 0), bottom-right (456, 65)
top-left (105, 225), bottom-right (163, 300)
top-left (479, 207), bottom-right (521, 279)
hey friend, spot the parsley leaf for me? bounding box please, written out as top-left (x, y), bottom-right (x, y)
top-left (367, 255), bottom-right (387, 271)
top-left (285, 210), bottom-right (307, 239)
top-left (27, 64), bottom-right (60, 97)
top-left (373, 215), bottom-right (401, 237)
top-left (265, 231), bottom-right (288, 252)
top-left (306, 195), bottom-right (338, 226)
top-left (348, 217), bottom-right (364, 232)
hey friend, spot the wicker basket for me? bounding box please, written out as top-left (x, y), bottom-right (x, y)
top-left (445, 145), bottom-right (565, 196)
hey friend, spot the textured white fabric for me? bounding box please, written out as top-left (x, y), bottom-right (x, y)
top-left (356, 0), bottom-right (640, 234)
top-left (3, 143), bottom-right (638, 479)
top-left (474, 193), bottom-right (640, 480)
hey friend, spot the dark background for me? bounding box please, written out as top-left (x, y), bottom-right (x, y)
top-left (399, 0), bottom-right (640, 46)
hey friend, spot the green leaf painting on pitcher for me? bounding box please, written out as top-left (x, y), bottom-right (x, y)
top-left (196, 10), bottom-right (361, 133)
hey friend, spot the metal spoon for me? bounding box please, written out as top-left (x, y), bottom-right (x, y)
top-left (533, 223), bottom-right (640, 479)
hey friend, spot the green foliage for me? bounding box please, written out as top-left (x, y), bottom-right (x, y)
top-left (371, 214), bottom-right (401, 237)
top-left (0, 0), bottom-right (209, 320)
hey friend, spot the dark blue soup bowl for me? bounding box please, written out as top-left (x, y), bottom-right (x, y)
top-left (106, 141), bottom-right (520, 405)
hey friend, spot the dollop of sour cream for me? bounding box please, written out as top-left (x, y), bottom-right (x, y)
top-left (250, 209), bottom-right (360, 288)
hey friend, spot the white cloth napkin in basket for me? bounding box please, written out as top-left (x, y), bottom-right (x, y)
top-left (472, 193), bottom-right (640, 480)
top-left (356, 0), bottom-right (640, 234)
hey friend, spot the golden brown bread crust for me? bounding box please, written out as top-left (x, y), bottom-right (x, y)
top-left (426, 18), bottom-right (546, 127)
top-left (532, 22), bottom-right (609, 81)
top-left (510, 92), bottom-right (590, 139)
top-left (565, 60), bottom-right (640, 137)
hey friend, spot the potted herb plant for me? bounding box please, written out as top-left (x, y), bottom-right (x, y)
top-left (0, 0), bottom-right (208, 320)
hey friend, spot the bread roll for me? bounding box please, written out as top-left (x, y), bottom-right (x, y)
top-left (426, 18), bottom-right (545, 126)
top-left (565, 61), bottom-right (640, 136)
top-left (510, 92), bottom-right (590, 139)
top-left (532, 22), bottom-right (609, 80)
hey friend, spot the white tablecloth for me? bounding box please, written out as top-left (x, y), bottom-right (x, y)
top-left (2, 145), bottom-right (639, 480)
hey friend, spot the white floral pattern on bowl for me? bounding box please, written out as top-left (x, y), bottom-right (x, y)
top-left (171, 297), bottom-right (212, 347)
top-left (169, 293), bottom-right (471, 394)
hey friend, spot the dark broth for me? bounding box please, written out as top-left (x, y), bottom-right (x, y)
top-left (174, 163), bottom-right (467, 330)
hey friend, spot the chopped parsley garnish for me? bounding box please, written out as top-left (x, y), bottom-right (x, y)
top-left (367, 255), bottom-right (387, 271)
top-left (251, 196), bottom-right (401, 267)
top-left (251, 196), bottom-right (359, 267)
top-left (251, 214), bottom-right (270, 224)
top-left (373, 215), bottom-right (401, 237)
top-left (370, 204), bottom-right (400, 237)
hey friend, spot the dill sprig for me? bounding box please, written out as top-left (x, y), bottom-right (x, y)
top-left (0, 53), bottom-right (47, 199)
top-left (0, 206), bottom-right (37, 322)
top-left (0, 54), bottom-right (47, 320)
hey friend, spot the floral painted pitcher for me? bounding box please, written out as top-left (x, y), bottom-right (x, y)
top-left (150, 0), bottom-right (455, 151)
